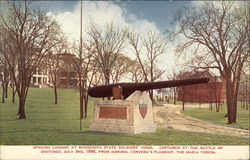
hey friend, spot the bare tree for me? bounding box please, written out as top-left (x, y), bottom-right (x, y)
top-left (88, 69), bottom-right (104, 86)
top-left (0, 16), bottom-right (10, 103)
top-left (239, 71), bottom-right (249, 110)
top-left (0, 1), bottom-right (61, 119)
top-left (0, 60), bottom-right (8, 103)
top-left (10, 77), bottom-right (16, 103)
top-left (128, 31), bottom-right (167, 99)
top-left (166, 70), bottom-right (180, 105)
top-left (73, 42), bottom-right (98, 119)
top-left (110, 54), bottom-right (133, 83)
top-left (129, 60), bottom-right (147, 83)
top-left (172, 2), bottom-right (249, 124)
top-left (208, 77), bottom-right (223, 112)
top-left (3, 64), bottom-right (10, 99)
top-left (88, 23), bottom-right (127, 85)
top-left (0, 33), bottom-right (15, 104)
top-left (175, 71), bottom-right (193, 110)
top-left (44, 33), bottom-right (68, 104)
top-left (179, 86), bottom-right (187, 110)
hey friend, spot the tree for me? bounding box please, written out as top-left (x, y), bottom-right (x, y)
top-left (88, 69), bottom-right (104, 86)
top-left (175, 71), bottom-right (193, 110)
top-left (179, 86), bottom-right (187, 110)
top-left (0, 1), bottom-right (9, 103)
top-left (172, 1), bottom-right (249, 124)
top-left (88, 23), bottom-right (127, 85)
top-left (166, 71), bottom-right (180, 105)
top-left (208, 77), bottom-right (223, 112)
top-left (0, 60), bottom-right (10, 103)
top-left (0, 60), bottom-right (5, 103)
top-left (129, 60), bottom-right (147, 83)
top-left (10, 77), bottom-right (16, 103)
top-left (45, 33), bottom-right (68, 104)
top-left (110, 54), bottom-right (133, 83)
top-left (128, 30), bottom-right (167, 99)
top-left (238, 71), bottom-right (249, 110)
top-left (72, 41), bottom-right (97, 119)
top-left (0, 1), bottom-right (61, 119)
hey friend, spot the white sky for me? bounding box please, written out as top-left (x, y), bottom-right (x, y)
top-left (46, 1), bottom-right (245, 78)
top-left (46, 1), bottom-right (178, 79)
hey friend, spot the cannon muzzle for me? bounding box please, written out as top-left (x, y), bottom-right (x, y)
top-left (88, 77), bottom-right (209, 98)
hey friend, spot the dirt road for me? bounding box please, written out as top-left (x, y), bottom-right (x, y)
top-left (153, 104), bottom-right (250, 137)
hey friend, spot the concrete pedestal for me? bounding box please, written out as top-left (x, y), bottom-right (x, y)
top-left (90, 91), bottom-right (156, 134)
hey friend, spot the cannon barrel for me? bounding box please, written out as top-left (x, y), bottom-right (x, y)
top-left (88, 77), bottom-right (209, 98)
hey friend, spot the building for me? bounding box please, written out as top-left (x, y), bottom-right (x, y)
top-left (53, 53), bottom-right (78, 88)
top-left (30, 53), bottom-right (78, 88)
top-left (177, 70), bottom-right (226, 103)
top-left (31, 68), bottom-right (49, 88)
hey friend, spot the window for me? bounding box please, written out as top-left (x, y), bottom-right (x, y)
top-left (38, 77), bottom-right (41, 84)
top-left (33, 77), bottom-right (36, 83)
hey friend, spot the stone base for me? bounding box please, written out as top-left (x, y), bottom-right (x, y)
top-left (90, 91), bottom-right (156, 134)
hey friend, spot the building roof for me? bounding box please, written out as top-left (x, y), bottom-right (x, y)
top-left (178, 69), bottom-right (223, 83)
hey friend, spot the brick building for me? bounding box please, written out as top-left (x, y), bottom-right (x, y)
top-left (177, 70), bottom-right (226, 103)
top-left (54, 53), bottom-right (78, 88)
top-left (30, 53), bottom-right (78, 88)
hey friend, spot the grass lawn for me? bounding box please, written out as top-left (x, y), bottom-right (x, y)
top-left (0, 88), bottom-right (249, 145)
top-left (182, 104), bottom-right (250, 130)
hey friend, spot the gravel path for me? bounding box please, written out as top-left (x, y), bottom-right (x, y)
top-left (153, 104), bottom-right (250, 137)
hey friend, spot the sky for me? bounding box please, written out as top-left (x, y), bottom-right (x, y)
top-left (33, 0), bottom-right (195, 78)
top-left (2, 1), bottom-right (232, 78)
top-left (36, 1), bottom-right (192, 32)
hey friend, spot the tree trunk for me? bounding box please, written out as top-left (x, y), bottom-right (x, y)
top-left (12, 85), bottom-right (16, 103)
top-left (225, 77), bottom-right (233, 124)
top-left (79, 86), bottom-right (84, 119)
top-left (182, 100), bottom-right (185, 111)
top-left (243, 98), bottom-right (246, 110)
top-left (150, 90), bottom-right (154, 101)
top-left (232, 100), bottom-right (237, 123)
top-left (18, 95), bottom-right (26, 119)
top-left (174, 88), bottom-right (177, 105)
top-left (54, 85), bottom-right (58, 104)
top-left (232, 87), bottom-right (238, 123)
top-left (216, 102), bottom-right (219, 112)
top-left (1, 83), bottom-right (5, 103)
top-left (84, 92), bottom-right (88, 119)
top-left (231, 80), bottom-right (239, 123)
top-left (245, 83), bottom-right (248, 110)
top-left (4, 81), bottom-right (9, 99)
top-left (80, 98), bottom-right (84, 119)
top-left (104, 73), bottom-right (112, 100)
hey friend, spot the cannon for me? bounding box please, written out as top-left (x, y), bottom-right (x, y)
top-left (89, 77), bottom-right (209, 134)
top-left (88, 77), bottom-right (209, 99)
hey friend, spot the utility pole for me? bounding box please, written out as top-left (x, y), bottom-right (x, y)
top-left (79, 0), bottom-right (83, 130)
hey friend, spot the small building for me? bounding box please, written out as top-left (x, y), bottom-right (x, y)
top-left (177, 70), bottom-right (226, 103)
